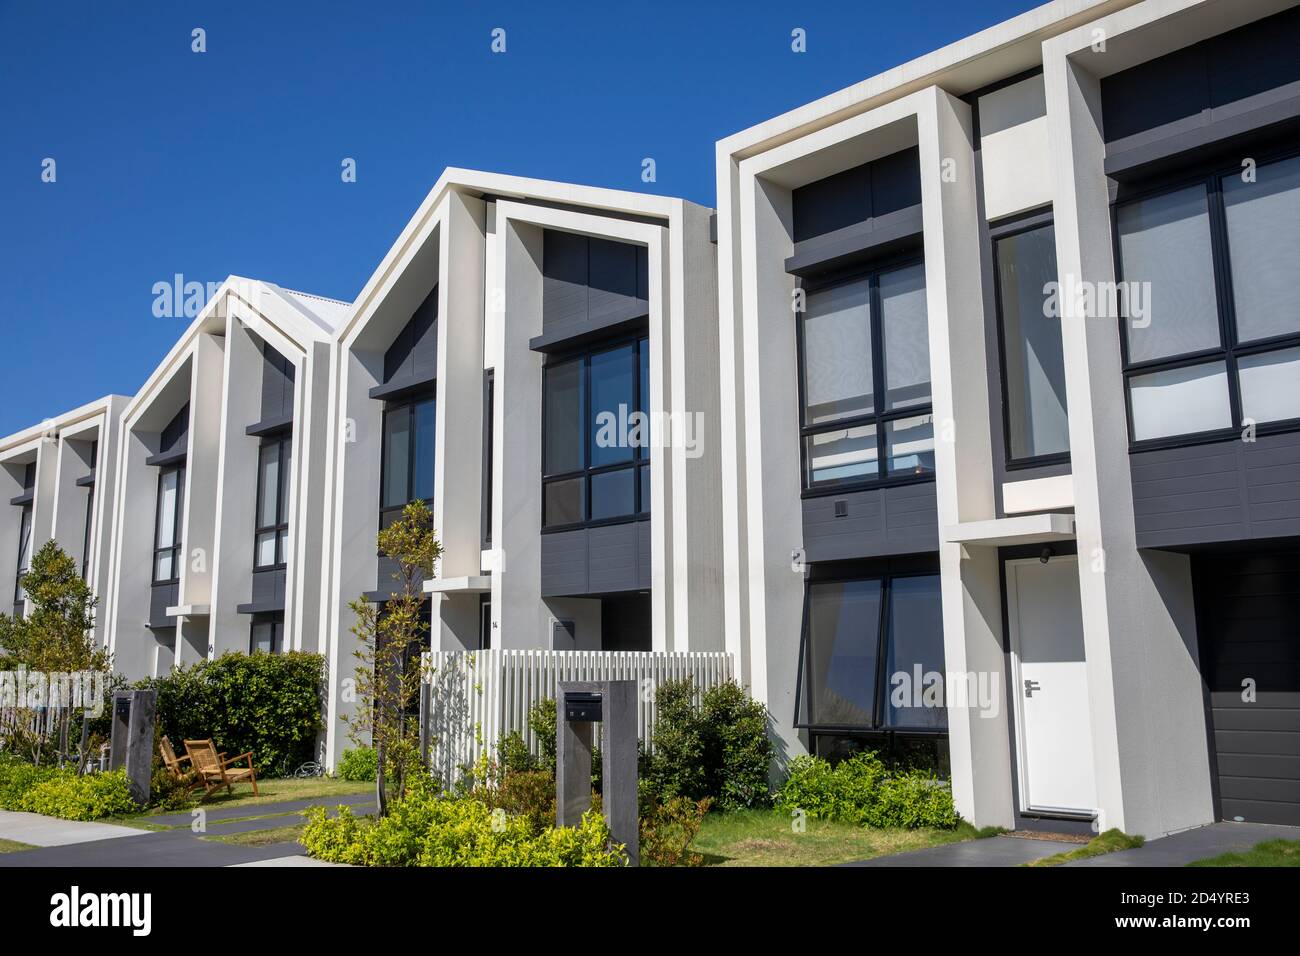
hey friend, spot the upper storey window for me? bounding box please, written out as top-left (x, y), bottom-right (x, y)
top-left (542, 337), bottom-right (651, 529)
top-left (797, 260), bottom-right (933, 491)
top-left (1116, 153), bottom-right (1300, 444)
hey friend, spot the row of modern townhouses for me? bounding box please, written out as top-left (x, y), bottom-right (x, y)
top-left (4, 0), bottom-right (1298, 838)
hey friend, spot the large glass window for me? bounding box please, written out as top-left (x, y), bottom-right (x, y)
top-left (14, 503), bottom-right (32, 609)
top-left (255, 435), bottom-right (292, 570)
top-left (542, 337), bottom-right (650, 529)
top-left (995, 221), bottom-right (1070, 462)
top-left (1116, 153), bottom-right (1300, 444)
top-left (380, 394), bottom-right (435, 526)
top-left (249, 614), bottom-right (283, 654)
top-left (796, 572), bottom-right (947, 733)
top-left (798, 261), bottom-right (934, 490)
top-left (153, 466), bottom-right (184, 584)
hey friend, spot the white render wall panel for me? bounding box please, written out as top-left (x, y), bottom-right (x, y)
top-left (978, 74), bottom-right (1054, 220)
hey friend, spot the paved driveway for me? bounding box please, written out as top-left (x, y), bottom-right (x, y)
top-left (849, 835), bottom-right (1080, 866)
top-left (0, 811), bottom-right (146, 847)
top-left (1066, 822), bottom-right (1300, 866)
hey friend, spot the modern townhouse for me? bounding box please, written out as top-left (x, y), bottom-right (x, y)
top-left (0, 396), bottom-right (127, 636)
top-left (105, 277), bottom-right (348, 678)
top-left (715, 0), bottom-right (1300, 837)
top-left (322, 170), bottom-right (723, 767)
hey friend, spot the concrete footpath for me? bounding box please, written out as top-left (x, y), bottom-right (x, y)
top-left (0, 796), bottom-right (371, 867)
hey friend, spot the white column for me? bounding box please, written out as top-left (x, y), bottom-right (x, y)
top-left (1044, 44), bottom-right (1213, 837)
top-left (918, 86), bottom-right (1015, 829)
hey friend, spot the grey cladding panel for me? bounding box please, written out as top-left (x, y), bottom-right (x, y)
top-left (587, 523), bottom-right (639, 594)
top-left (540, 521), bottom-right (651, 597)
top-left (791, 147), bottom-right (921, 244)
top-left (540, 528), bottom-right (588, 596)
top-left (1132, 432), bottom-right (1300, 548)
top-left (1101, 6), bottom-right (1300, 142)
top-left (541, 231), bottom-right (648, 347)
top-left (250, 569), bottom-right (286, 611)
top-left (149, 583), bottom-right (178, 628)
top-left (260, 345), bottom-right (295, 422)
top-left (383, 286), bottom-right (438, 385)
top-left (802, 483), bottom-right (938, 563)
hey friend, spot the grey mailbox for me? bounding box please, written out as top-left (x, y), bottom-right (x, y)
top-left (109, 689), bottom-right (156, 807)
top-left (556, 679), bottom-right (638, 866)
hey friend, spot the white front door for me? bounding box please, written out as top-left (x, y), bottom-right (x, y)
top-left (1007, 556), bottom-right (1097, 817)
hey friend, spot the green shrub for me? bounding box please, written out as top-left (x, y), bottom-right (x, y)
top-left (18, 769), bottom-right (136, 821)
top-left (496, 731), bottom-right (536, 775)
top-left (338, 746), bottom-right (378, 782)
top-left (0, 756), bottom-right (58, 810)
top-left (640, 795), bottom-right (710, 867)
top-left (482, 769), bottom-right (555, 835)
top-left (775, 752), bottom-right (957, 830)
top-left (142, 651), bottom-right (325, 777)
top-left (301, 787), bottom-right (625, 867)
top-left (645, 679), bottom-right (772, 810)
top-left (528, 697), bottom-right (557, 772)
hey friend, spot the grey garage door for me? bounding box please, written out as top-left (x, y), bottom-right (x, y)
top-left (1195, 550), bottom-right (1300, 826)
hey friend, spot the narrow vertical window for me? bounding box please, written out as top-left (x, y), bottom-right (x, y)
top-left (995, 221), bottom-right (1070, 462)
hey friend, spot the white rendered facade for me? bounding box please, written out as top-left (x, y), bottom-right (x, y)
top-left (321, 171), bottom-right (723, 768)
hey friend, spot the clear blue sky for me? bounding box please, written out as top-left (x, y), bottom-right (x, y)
top-left (0, 0), bottom-right (1040, 435)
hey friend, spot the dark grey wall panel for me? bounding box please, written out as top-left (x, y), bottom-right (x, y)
top-left (802, 482), bottom-right (939, 563)
top-left (1132, 431), bottom-right (1300, 548)
top-left (587, 523), bottom-right (638, 594)
top-left (260, 345), bottom-right (295, 423)
top-left (637, 519), bottom-right (652, 590)
top-left (791, 147), bottom-right (920, 244)
top-left (540, 520), bottom-right (651, 597)
top-left (538, 231), bottom-right (648, 351)
top-left (250, 568), bottom-right (286, 612)
top-left (540, 528), bottom-right (589, 596)
top-left (383, 286), bottom-right (438, 385)
top-left (1101, 6), bottom-right (1300, 143)
top-left (149, 582), bottom-right (178, 628)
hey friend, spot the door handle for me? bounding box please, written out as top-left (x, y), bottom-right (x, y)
top-left (1024, 679), bottom-right (1041, 698)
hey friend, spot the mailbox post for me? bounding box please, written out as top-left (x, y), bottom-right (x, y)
top-left (109, 689), bottom-right (156, 807)
top-left (556, 679), bottom-right (639, 866)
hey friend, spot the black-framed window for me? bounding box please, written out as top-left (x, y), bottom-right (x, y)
top-left (81, 441), bottom-right (97, 581)
top-left (795, 572), bottom-right (946, 734)
top-left (380, 392), bottom-right (435, 527)
top-left (152, 465), bottom-right (185, 584)
top-left (542, 336), bottom-right (650, 530)
top-left (1115, 151), bottom-right (1300, 446)
top-left (14, 502), bottom-right (32, 608)
top-left (254, 435), bottom-right (292, 570)
top-left (993, 220), bottom-right (1070, 464)
top-left (797, 259), bottom-right (934, 492)
top-left (249, 613), bottom-right (283, 654)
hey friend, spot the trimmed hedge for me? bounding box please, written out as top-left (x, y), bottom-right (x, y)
top-left (0, 758), bottom-right (135, 821)
top-left (301, 786), bottom-right (626, 867)
top-left (140, 651), bottom-right (325, 777)
top-left (775, 752), bottom-right (958, 830)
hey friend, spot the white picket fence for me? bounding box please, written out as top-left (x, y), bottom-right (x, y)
top-left (423, 649), bottom-right (734, 787)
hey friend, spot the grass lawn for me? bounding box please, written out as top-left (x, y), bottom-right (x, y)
top-left (1188, 838), bottom-right (1300, 867)
top-left (0, 837), bottom-right (35, 853)
top-left (205, 822), bottom-right (307, 848)
top-left (689, 809), bottom-right (977, 866)
top-left (134, 777), bottom-right (371, 818)
top-left (1026, 828), bottom-right (1144, 867)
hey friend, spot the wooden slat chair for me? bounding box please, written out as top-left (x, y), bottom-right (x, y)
top-left (159, 735), bottom-right (197, 792)
top-left (184, 739), bottom-right (259, 800)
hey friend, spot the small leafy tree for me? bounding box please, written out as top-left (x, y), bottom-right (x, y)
top-left (0, 541), bottom-right (111, 767)
top-left (346, 500), bottom-right (441, 816)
